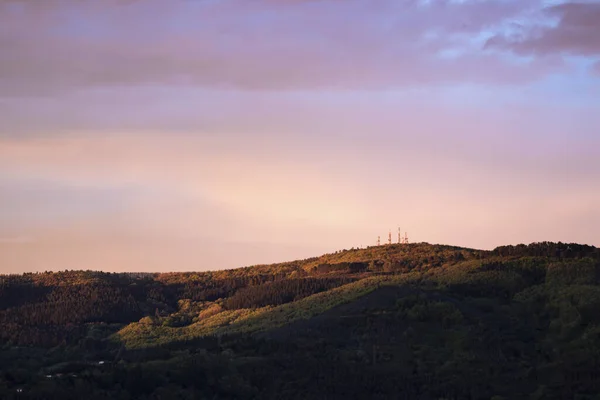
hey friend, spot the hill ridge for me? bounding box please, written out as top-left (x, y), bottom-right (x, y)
top-left (2, 241), bottom-right (600, 398)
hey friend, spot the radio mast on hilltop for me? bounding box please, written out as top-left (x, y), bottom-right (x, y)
top-left (378, 228), bottom-right (410, 246)
top-left (395, 227), bottom-right (409, 244)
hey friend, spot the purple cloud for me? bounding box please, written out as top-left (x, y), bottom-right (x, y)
top-left (487, 2), bottom-right (600, 57)
top-left (0, 0), bottom-right (562, 96)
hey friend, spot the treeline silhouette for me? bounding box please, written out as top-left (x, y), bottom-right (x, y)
top-left (492, 241), bottom-right (600, 259)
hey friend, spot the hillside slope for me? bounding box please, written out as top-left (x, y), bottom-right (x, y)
top-left (1, 242), bottom-right (600, 399)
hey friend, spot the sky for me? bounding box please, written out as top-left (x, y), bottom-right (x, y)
top-left (1, 0), bottom-right (599, 274)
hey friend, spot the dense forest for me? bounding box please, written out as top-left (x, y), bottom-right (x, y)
top-left (1, 242), bottom-right (600, 399)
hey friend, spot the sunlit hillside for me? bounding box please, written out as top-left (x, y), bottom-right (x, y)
top-left (1, 242), bottom-right (600, 399)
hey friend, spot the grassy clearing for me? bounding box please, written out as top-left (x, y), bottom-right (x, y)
top-left (114, 273), bottom-right (422, 349)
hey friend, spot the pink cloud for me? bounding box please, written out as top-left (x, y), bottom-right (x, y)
top-left (0, 235), bottom-right (35, 244)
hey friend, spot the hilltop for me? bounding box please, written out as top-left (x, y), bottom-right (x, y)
top-left (1, 241), bottom-right (600, 399)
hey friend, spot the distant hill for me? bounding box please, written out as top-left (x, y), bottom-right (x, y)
top-left (1, 241), bottom-right (600, 399)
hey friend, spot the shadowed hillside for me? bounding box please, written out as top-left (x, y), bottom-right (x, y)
top-left (1, 242), bottom-right (600, 399)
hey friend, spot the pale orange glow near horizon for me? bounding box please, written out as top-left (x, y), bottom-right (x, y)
top-left (1, 132), bottom-right (598, 274)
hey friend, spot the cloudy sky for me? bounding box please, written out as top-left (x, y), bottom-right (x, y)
top-left (1, 0), bottom-right (599, 273)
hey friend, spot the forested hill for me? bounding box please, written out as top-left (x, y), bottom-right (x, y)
top-left (2, 241), bottom-right (600, 399)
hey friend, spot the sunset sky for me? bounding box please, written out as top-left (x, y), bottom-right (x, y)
top-left (1, 0), bottom-right (599, 273)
